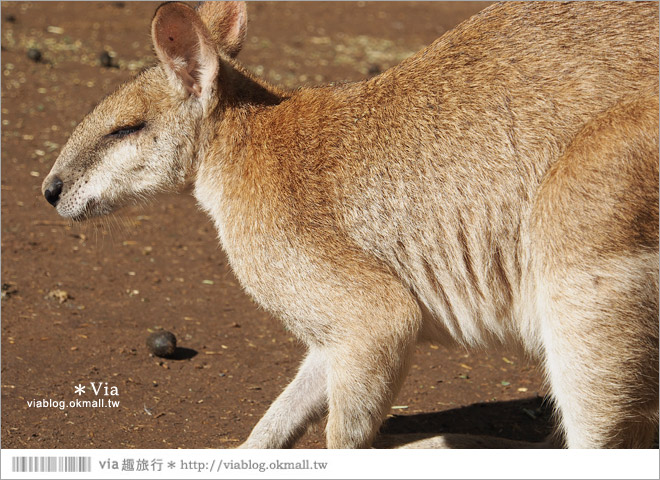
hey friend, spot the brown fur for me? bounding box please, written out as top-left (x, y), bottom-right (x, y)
top-left (43, 2), bottom-right (659, 448)
top-left (531, 94), bottom-right (659, 448)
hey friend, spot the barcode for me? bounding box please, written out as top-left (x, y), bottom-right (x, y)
top-left (11, 456), bottom-right (92, 473)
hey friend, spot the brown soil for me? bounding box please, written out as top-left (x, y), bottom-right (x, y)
top-left (1, 1), bottom-right (552, 449)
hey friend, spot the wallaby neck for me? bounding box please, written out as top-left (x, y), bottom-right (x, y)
top-left (193, 57), bottom-right (285, 188)
top-left (219, 59), bottom-right (287, 109)
top-left (194, 58), bottom-right (289, 242)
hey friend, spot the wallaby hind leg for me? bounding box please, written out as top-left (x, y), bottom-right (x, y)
top-left (532, 94), bottom-right (659, 448)
top-left (240, 348), bottom-right (328, 448)
top-left (540, 259), bottom-right (658, 448)
top-left (540, 258), bottom-right (659, 448)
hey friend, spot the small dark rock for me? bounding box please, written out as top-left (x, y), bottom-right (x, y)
top-left (368, 64), bottom-right (382, 76)
top-left (5, 15), bottom-right (16, 23)
top-left (1, 282), bottom-right (18, 300)
top-left (146, 330), bottom-right (177, 358)
top-left (27, 48), bottom-right (42, 63)
top-left (99, 51), bottom-right (113, 68)
top-left (113, 2), bottom-right (125, 8)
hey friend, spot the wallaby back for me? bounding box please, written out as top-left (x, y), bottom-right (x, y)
top-left (197, 1), bottom-right (658, 347)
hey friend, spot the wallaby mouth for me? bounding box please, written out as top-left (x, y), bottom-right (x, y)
top-left (42, 173), bottom-right (112, 222)
top-left (69, 198), bottom-right (112, 223)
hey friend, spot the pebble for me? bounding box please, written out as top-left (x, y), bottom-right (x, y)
top-left (368, 64), bottom-right (382, 75)
top-left (99, 51), bottom-right (118, 69)
top-left (46, 289), bottom-right (69, 304)
top-left (99, 51), bottom-right (112, 67)
top-left (27, 48), bottom-right (42, 63)
top-left (146, 330), bottom-right (177, 358)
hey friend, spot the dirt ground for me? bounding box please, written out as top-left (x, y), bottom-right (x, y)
top-left (1, 1), bottom-right (552, 449)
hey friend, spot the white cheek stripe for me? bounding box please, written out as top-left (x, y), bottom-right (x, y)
top-left (58, 142), bottom-right (140, 218)
top-left (88, 142), bottom-right (139, 199)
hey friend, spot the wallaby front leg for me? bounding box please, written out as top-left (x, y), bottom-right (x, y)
top-left (325, 289), bottom-right (421, 448)
top-left (325, 334), bottom-right (417, 449)
top-left (240, 348), bottom-right (328, 448)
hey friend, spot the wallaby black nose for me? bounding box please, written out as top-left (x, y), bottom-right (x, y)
top-left (44, 177), bottom-right (63, 207)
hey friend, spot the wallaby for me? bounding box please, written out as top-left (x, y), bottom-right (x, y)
top-left (42, 1), bottom-right (659, 448)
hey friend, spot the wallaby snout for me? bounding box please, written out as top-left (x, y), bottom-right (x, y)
top-left (43, 176), bottom-right (63, 207)
top-left (45, 1), bottom-right (659, 449)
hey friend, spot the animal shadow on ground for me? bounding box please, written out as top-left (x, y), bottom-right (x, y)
top-left (375, 396), bottom-right (555, 448)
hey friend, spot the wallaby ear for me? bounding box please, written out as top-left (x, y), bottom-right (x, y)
top-left (152, 2), bottom-right (219, 99)
top-left (196, 1), bottom-right (247, 58)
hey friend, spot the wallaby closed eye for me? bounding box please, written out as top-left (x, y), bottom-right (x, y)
top-left (107, 123), bottom-right (145, 138)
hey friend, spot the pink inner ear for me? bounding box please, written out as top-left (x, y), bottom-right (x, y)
top-left (153, 3), bottom-right (216, 97)
top-left (156, 14), bottom-right (198, 65)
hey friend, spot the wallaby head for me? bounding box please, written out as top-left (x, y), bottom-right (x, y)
top-left (41, 1), bottom-right (248, 220)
